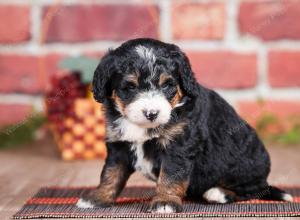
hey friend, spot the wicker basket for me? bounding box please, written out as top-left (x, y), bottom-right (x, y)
top-left (49, 98), bottom-right (106, 160)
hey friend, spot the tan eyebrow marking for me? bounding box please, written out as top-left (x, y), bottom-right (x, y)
top-left (159, 73), bottom-right (173, 86)
top-left (125, 73), bottom-right (139, 85)
top-left (171, 86), bottom-right (183, 108)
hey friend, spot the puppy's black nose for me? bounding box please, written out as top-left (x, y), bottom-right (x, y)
top-left (143, 110), bottom-right (159, 122)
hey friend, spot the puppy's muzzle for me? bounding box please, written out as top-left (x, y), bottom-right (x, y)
top-left (143, 109), bottom-right (159, 122)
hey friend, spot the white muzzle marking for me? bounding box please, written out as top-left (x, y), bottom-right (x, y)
top-left (124, 91), bottom-right (172, 128)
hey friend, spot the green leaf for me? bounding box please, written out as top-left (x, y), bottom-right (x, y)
top-left (59, 56), bottom-right (100, 84)
top-left (255, 113), bottom-right (278, 132)
top-left (276, 127), bottom-right (300, 145)
top-left (0, 114), bottom-right (46, 149)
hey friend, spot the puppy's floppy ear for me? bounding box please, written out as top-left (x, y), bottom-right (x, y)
top-left (92, 52), bottom-right (115, 103)
top-left (171, 46), bottom-right (199, 97)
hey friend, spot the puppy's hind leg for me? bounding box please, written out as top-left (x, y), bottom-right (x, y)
top-left (203, 187), bottom-right (236, 204)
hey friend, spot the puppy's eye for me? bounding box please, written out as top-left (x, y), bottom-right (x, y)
top-left (162, 80), bottom-right (175, 89)
top-left (122, 82), bottom-right (137, 91)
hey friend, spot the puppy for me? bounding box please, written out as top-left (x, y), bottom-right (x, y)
top-left (77, 38), bottom-right (293, 213)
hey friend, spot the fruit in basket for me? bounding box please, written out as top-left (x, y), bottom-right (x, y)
top-left (84, 132), bottom-right (95, 144)
top-left (73, 123), bottom-right (85, 136)
top-left (45, 57), bottom-right (107, 160)
top-left (73, 141), bottom-right (85, 153)
top-left (45, 72), bottom-right (88, 123)
top-left (62, 132), bottom-right (73, 144)
top-left (64, 118), bottom-right (75, 128)
top-left (84, 116), bottom-right (96, 128)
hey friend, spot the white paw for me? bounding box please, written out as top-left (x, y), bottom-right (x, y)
top-left (282, 193), bottom-right (293, 202)
top-left (203, 187), bottom-right (228, 203)
top-left (153, 204), bottom-right (175, 213)
top-left (76, 198), bottom-right (95, 208)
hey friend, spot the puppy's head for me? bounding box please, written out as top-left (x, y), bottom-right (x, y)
top-left (93, 38), bottom-right (198, 128)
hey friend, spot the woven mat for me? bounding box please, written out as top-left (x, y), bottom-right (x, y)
top-left (13, 186), bottom-right (300, 218)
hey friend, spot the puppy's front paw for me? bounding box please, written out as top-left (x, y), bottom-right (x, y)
top-left (76, 198), bottom-right (95, 209)
top-left (150, 197), bottom-right (183, 213)
top-left (76, 189), bottom-right (113, 209)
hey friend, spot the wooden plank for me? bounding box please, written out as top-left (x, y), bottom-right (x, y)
top-left (1, 137), bottom-right (300, 220)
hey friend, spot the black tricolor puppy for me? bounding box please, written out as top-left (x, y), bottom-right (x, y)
top-left (77, 38), bottom-right (293, 213)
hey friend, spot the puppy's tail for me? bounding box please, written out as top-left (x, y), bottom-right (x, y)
top-left (260, 186), bottom-right (293, 202)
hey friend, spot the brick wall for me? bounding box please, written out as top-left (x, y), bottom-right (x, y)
top-left (0, 0), bottom-right (300, 126)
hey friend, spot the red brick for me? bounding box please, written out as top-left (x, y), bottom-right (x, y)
top-left (0, 5), bottom-right (30, 43)
top-left (83, 51), bottom-right (104, 59)
top-left (268, 51), bottom-right (300, 87)
top-left (43, 5), bottom-right (159, 42)
top-left (172, 3), bottom-right (225, 40)
top-left (187, 51), bottom-right (257, 89)
top-left (239, 1), bottom-right (300, 41)
top-left (0, 104), bottom-right (32, 126)
top-left (0, 54), bottom-right (64, 94)
top-left (237, 100), bottom-right (300, 128)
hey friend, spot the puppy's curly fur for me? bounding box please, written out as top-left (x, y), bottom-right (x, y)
top-left (78, 38), bottom-right (293, 213)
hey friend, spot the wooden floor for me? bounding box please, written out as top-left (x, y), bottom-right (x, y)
top-left (1, 136), bottom-right (300, 220)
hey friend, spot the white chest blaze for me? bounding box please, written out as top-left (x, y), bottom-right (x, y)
top-left (131, 142), bottom-right (156, 180)
top-left (106, 118), bottom-right (153, 143)
top-left (106, 118), bottom-right (157, 180)
top-left (117, 118), bottom-right (149, 142)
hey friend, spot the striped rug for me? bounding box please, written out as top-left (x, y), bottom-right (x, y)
top-left (13, 186), bottom-right (300, 218)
